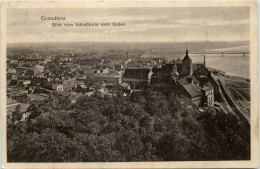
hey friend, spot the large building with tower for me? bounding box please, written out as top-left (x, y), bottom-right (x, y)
top-left (122, 49), bottom-right (219, 107)
top-left (123, 50), bottom-right (193, 89)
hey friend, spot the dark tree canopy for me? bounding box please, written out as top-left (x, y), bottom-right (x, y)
top-left (7, 86), bottom-right (250, 162)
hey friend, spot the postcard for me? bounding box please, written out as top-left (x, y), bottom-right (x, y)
top-left (1, 1), bottom-right (258, 168)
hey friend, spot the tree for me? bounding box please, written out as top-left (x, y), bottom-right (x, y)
top-left (12, 104), bottom-right (22, 123)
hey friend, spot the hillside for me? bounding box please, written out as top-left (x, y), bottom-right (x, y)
top-left (7, 85), bottom-right (250, 162)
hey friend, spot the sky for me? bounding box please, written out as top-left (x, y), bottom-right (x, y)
top-left (7, 7), bottom-right (250, 43)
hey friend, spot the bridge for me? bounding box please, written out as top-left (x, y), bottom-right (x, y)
top-left (173, 50), bottom-right (250, 57)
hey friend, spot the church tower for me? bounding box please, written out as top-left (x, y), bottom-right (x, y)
top-left (181, 49), bottom-right (193, 77)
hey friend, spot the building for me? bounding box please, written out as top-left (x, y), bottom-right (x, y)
top-left (208, 75), bottom-right (220, 101)
top-left (91, 73), bottom-right (120, 85)
top-left (180, 83), bottom-right (203, 106)
top-left (28, 93), bottom-right (49, 101)
top-left (73, 58), bottom-right (101, 66)
top-left (7, 89), bottom-right (28, 103)
top-left (15, 67), bottom-right (28, 77)
top-left (150, 50), bottom-right (193, 85)
top-left (74, 83), bottom-right (88, 93)
top-left (63, 78), bottom-right (77, 92)
top-left (193, 65), bottom-right (211, 80)
top-left (7, 68), bottom-right (16, 74)
top-left (33, 65), bottom-right (45, 74)
top-left (17, 79), bottom-right (31, 86)
top-left (177, 75), bottom-right (202, 106)
top-left (202, 83), bottom-right (214, 107)
top-left (178, 75), bottom-right (200, 86)
top-left (193, 63), bottom-right (220, 102)
top-left (51, 83), bottom-right (64, 92)
top-left (123, 68), bottom-right (152, 90)
top-left (150, 63), bottom-right (176, 85)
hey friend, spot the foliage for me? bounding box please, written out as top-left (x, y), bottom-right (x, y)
top-left (7, 86), bottom-right (250, 162)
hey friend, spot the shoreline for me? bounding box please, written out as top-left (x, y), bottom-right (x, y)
top-left (205, 66), bottom-right (250, 81)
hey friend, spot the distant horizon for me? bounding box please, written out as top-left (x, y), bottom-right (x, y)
top-left (7, 40), bottom-right (250, 45)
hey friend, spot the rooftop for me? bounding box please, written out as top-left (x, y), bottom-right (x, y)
top-left (182, 83), bottom-right (202, 98)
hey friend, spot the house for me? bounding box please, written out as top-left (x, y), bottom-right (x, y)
top-left (33, 65), bottom-right (45, 74)
top-left (7, 68), bottom-right (16, 74)
top-left (193, 65), bottom-right (211, 81)
top-left (91, 73), bottom-right (120, 85)
top-left (177, 75), bottom-right (203, 106)
top-left (119, 82), bottom-right (130, 90)
top-left (63, 78), bottom-right (76, 92)
top-left (15, 67), bottom-right (28, 77)
top-left (193, 65), bottom-right (220, 102)
top-left (31, 77), bottom-right (48, 86)
top-left (75, 83), bottom-right (89, 93)
top-left (180, 83), bottom-right (202, 106)
top-left (51, 83), bottom-right (64, 92)
top-left (18, 79), bottom-right (31, 86)
top-left (101, 67), bottom-right (109, 74)
top-left (10, 59), bottom-right (18, 64)
top-left (127, 61), bottom-right (141, 68)
top-left (7, 89), bottom-right (28, 103)
top-left (208, 74), bottom-right (221, 101)
top-left (150, 58), bottom-right (163, 65)
top-left (178, 75), bottom-right (200, 86)
top-left (27, 93), bottom-right (49, 101)
top-left (202, 83), bottom-right (214, 107)
top-left (73, 58), bottom-right (101, 66)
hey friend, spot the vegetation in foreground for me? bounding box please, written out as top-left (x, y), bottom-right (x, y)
top-left (7, 85), bottom-right (250, 162)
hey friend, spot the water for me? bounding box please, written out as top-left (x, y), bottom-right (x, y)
top-left (191, 54), bottom-right (250, 79)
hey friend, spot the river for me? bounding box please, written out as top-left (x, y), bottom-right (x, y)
top-left (191, 54), bottom-right (250, 79)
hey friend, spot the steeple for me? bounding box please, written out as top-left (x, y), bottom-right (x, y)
top-left (183, 49), bottom-right (191, 61)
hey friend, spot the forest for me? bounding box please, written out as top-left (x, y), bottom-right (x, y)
top-left (7, 85), bottom-right (250, 162)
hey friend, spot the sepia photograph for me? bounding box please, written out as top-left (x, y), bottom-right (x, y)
top-left (1, 1), bottom-right (258, 168)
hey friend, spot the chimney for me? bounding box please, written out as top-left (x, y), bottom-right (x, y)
top-left (148, 69), bottom-right (153, 85)
top-left (204, 55), bottom-right (206, 67)
top-left (128, 45), bottom-right (130, 57)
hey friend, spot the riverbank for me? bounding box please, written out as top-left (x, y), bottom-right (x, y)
top-left (216, 73), bottom-right (250, 120)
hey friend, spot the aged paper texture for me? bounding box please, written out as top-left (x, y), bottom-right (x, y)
top-left (1, 1), bottom-right (258, 168)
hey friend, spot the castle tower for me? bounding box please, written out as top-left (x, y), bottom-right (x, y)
top-left (181, 49), bottom-right (193, 77)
